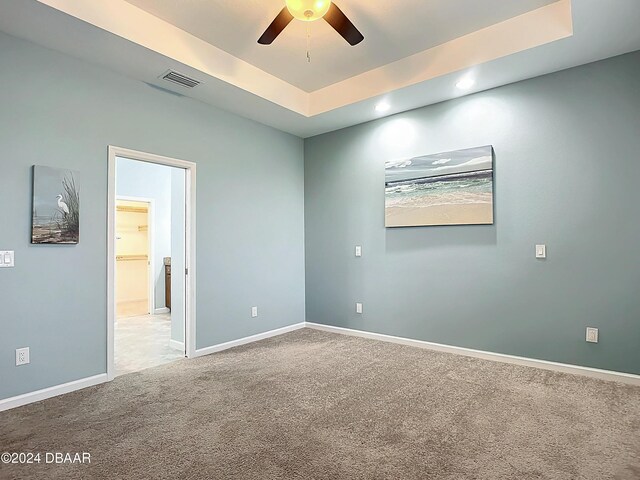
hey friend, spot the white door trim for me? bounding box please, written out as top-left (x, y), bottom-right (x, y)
top-left (108, 146), bottom-right (197, 381)
top-left (115, 195), bottom-right (155, 316)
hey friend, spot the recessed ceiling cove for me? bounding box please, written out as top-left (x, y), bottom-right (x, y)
top-left (3, 0), bottom-right (640, 137)
top-left (124, 0), bottom-right (559, 92)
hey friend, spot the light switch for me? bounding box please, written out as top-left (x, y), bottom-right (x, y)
top-left (356, 303), bottom-right (363, 314)
top-left (355, 245), bottom-right (362, 257)
top-left (535, 245), bottom-right (546, 259)
top-left (251, 306), bottom-right (258, 318)
top-left (0, 251), bottom-right (14, 268)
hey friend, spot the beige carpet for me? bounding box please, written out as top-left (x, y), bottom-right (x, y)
top-left (1, 328), bottom-right (639, 479)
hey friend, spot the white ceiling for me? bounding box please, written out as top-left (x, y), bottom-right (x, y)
top-left (123, 0), bottom-right (557, 92)
top-left (0, 0), bottom-right (639, 138)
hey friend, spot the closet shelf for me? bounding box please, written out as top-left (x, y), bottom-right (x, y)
top-left (116, 255), bottom-right (148, 262)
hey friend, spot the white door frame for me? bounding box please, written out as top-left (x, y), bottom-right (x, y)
top-left (107, 146), bottom-right (197, 381)
top-left (115, 195), bottom-right (155, 316)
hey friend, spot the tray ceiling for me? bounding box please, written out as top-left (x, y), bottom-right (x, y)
top-left (1, 0), bottom-right (639, 137)
top-left (124, 0), bottom-right (558, 92)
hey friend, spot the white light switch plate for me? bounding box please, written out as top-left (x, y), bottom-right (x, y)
top-left (586, 327), bottom-right (599, 343)
top-left (535, 245), bottom-right (546, 259)
top-left (356, 303), bottom-right (363, 314)
top-left (251, 306), bottom-right (258, 318)
top-left (0, 251), bottom-right (15, 268)
top-left (355, 245), bottom-right (362, 257)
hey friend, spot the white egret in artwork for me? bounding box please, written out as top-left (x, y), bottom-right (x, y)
top-left (56, 194), bottom-right (70, 215)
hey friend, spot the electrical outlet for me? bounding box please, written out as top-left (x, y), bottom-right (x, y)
top-left (251, 306), bottom-right (258, 318)
top-left (355, 245), bottom-right (362, 257)
top-left (16, 347), bottom-right (30, 366)
top-left (356, 303), bottom-right (363, 314)
top-left (586, 327), bottom-right (599, 343)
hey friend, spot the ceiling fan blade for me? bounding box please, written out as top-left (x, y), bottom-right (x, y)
top-left (323, 3), bottom-right (364, 46)
top-left (258, 7), bottom-right (294, 45)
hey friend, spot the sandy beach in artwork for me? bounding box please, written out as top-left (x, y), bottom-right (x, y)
top-left (385, 203), bottom-right (493, 227)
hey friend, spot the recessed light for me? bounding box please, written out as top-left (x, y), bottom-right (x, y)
top-left (456, 77), bottom-right (475, 90)
top-left (375, 102), bottom-right (391, 113)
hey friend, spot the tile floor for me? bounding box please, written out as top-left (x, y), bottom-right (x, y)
top-left (114, 313), bottom-right (184, 376)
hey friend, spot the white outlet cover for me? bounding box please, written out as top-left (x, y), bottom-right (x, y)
top-left (16, 347), bottom-right (30, 366)
top-left (586, 327), bottom-right (599, 343)
top-left (251, 306), bottom-right (258, 318)
top-left (535, 245), bottom-right (546, 259)
top-left (356, 303), bottom-right (363, 314)
top-left (355, 246), bottom-right (362, 257)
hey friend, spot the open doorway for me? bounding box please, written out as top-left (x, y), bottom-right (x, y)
top-left (107, 147), bottom-right (196, 380)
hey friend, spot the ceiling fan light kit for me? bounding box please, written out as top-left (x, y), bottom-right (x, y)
top-left (258, 0), bottom-right (364, 46)
top-left (285, 0), bottom-right (331, 22)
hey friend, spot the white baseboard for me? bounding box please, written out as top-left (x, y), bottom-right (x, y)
top-left (1, 324), bottom-right (305, 412)
top-left (194, 322), bottom-right (306, 358)
top-left (169, 339), bottom-right (184, 351)
top-left (0, 374), bottom-right (108, 413)
top-left (154, 307), bottom-right (170, 314)
top-left (5, 322), bottom-right (635, 413)
top-left (305, 323), bottom-right (640, 386)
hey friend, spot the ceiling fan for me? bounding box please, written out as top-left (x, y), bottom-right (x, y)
top-left (258, 0), bottom-right (364, 46)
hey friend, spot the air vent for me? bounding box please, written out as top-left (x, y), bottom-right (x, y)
top-left (160, 70), bottom-right (200, 89)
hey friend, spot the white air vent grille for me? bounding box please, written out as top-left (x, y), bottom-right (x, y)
top-left (160, 70), bottom-right (200, 88)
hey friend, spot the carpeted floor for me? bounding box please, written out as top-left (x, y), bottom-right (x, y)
top-left (1, 328), bottom-right (639, 479)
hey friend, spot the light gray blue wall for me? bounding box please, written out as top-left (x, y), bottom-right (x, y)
top-left (0, 32), bottom-right (305, 400)
top-left (116, 157), bottom-right (172, 311)
top-left (170, 167), bottom-right (185, 344)
top-left (304, 51), bottom-right (640, 375)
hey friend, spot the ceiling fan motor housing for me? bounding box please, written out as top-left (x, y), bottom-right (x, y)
top-left (286, 0), bottom-right (332, 21)
top-left (259, 0), bottom-right (363, 46)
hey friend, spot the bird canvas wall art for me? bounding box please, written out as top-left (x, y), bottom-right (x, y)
top-left (32, 165), bottom-right (80, 244)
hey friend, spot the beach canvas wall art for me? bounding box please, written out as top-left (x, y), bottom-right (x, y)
top-left (32, 166), bottom-right (80, 244)
top-left (385, 146), bottom-right (494, 227)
